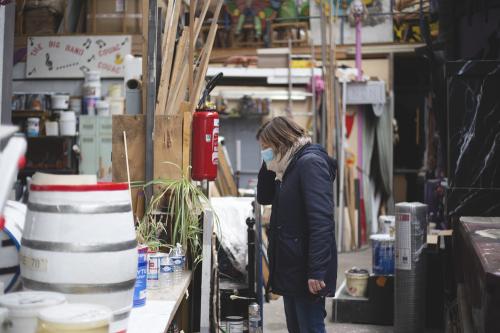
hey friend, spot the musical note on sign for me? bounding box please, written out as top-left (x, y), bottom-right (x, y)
top-left (29, 37), bottom-right (34, 47)
top-left (96, 39), bottom-right (107, 49)
top-left (121, 37), bottom-right (129, 46)
top-left (45, 53), bottom-right (53, 71)
top-left (83, 38), bottom-right (92, 49)
top-left (87, 55), bottom-right (96, 63)
top-left (79, 65), bottom-right (90, 73)
top-left (28, 68), bottom-right (37, 76)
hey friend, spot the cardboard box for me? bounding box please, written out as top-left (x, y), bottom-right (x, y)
top-left (257, 48), bottom-right (289, 68)
top-left (86, 0), bottom-right (142, 34)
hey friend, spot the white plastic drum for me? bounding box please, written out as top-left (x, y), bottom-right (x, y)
top-left (0, 291), bottom-right (66, 333)
top-left (0, 201), bottom-right (26, 293)
top-left (20, 183), bottom-right (137, 333)
top-left (37, 303), bottom-right (112, 333)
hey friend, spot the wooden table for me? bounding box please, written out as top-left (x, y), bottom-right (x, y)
top-left (128, 271), bottom-right (192, 333)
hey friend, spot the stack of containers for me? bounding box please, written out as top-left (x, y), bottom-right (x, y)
top-left (83, 71), bottom-right (101, 116)
top-left (370, 215), bottom-right (396, 275)
top-left (394, 202), bottom-right (428, 333)
top-left (50, 94), bottom-right (76, 136)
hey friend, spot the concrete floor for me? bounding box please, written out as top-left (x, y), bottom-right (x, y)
top-left (263, 247), bottom-right (394, 332)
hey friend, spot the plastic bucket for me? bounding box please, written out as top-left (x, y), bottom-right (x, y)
top-left (59, 112), bottom-right (76, 136)
top-left (50, 95), bottom-right (69, 110)
top-left (37, 303), bottom-right (112, 333)
top-left (0, 291), bottom-right (66, 333)
top-left (370, 234), bottom-right (395, 275)
top-left (21, 182), bottom-right (137, 333)
top-left (45, 121), bottom-right (59, 136)
top-left (345, 268), bottom-right (369, 297)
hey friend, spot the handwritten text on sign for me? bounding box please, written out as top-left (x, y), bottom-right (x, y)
top-left (26, 35), bottom-right (132, 78)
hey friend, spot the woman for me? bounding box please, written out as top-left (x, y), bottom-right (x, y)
top-left (257, 117), bottom-right (337, 333)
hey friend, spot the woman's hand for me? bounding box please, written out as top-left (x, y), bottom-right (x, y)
top-left (308, 279), bottom-right (326, 294)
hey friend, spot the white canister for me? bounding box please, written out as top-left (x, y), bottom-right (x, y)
top-left (69, 98), bottom-right (82, 114)
top-left (50, 94), bottom-right (69, 110)
top-left (26, 118), bottom-right (40, 137)
top-left (44, 121), bottom-right (59, 136)
top-left (378, 215), bottom-right (395, 236)
top-left (83, 71), bottom-right (101, 98)
top-left (37, 303), bottom-right (112, 333)
top-left (95, 101), bottom-right (110, 116)
top-left (0, 307), bottom-right (8, 333)
top-left (0, 291), bottom-right (66, 333)
top-left (108, 84), bottom-right (122, 99)
top-left (59, 112), bottom-right (76, 136)
top-left (109, 98), bottom-right (124, 115)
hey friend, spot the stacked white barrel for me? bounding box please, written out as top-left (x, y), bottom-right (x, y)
top-left (20, 182), bottom-right (137, 333)
top-left (0, 201), bottom-right (26, 293)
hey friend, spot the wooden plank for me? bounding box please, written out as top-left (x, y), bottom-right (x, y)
top-left (193, 0), bottom-right (211, 42)
top-left (188, 0), bottom-right (196, 101)
top-left (182, 104), bottom-right (192, 177)
top-left (154, 115), bottom-right (183, 180)
top-left (156, 0), bottom-right (182, 115)
top-left (141, 1), bottom-right (148, 115)
top-left (189, 22), bottom-right (218, 112)
top-left (112, 115), bottom-right (146, 215)
top-left (216, 146), bottom-right (237, 196)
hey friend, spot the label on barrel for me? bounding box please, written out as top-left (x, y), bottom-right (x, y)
top-left (20, 254), bottom-right (48, 272)
top-left (395, 213), bottom-right (412, 270)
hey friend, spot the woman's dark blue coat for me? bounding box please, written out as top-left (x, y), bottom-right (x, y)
top-left (257, 143), bottom-right (338, 297)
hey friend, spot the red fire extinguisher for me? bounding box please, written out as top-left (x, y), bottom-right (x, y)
top-left (191, 73), bottom-right (223, 181)
top-left (191, 107), bottom-right (219, 181)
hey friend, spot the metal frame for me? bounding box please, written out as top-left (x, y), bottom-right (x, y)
top-left (0, 3), bottom-right (15, 126)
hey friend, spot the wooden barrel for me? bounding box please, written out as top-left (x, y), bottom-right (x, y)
top-left (0, 201), bottom-right (26, 293)
top-left (20, 183), bottom-right (137, 332)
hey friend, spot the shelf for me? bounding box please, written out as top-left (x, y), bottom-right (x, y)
top-left (127, 271), bottom-right (192, 333)
top-left (12, 110), bottom-right (50, 118)
top-left (207, 67), bottom-right (322, 85)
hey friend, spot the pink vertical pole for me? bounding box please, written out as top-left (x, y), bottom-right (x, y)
top-left (355, 17), bottom-right (362, 81)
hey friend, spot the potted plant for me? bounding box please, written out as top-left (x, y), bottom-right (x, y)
top-left (137, 163), bottom-right (213, 267)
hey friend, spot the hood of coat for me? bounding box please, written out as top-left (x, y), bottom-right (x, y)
top-left (284, 143), bottom-right (338, 181)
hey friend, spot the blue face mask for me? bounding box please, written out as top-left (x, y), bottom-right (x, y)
top-left (261, 148), bottom-right (274, 163)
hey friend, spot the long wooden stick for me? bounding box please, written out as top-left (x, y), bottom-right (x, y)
top-left (123, 131), bottom-right (132, 205)
top-left (194, 0), bottom-right (211, 42)
top-left (189, 23), bottom-right (218, 112)
top-left (188, 0), bottom-right (197, 101)
top-left (166, 28), bottom-right (189, 106)
top-left (156, 0), bottom-right (182, 115)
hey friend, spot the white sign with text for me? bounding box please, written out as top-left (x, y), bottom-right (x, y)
top-left (26, 35), bottom-right (132, 78)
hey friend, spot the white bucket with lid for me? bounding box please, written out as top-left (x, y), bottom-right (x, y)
top-left (44, 121), bottom-right (58, 136)
top-left (345, 268), bottom-right (369, 297)
top-left (0, 291), bottom-right (66, 333)
top-left (59, 112), bottom-right (76, 136)
top-left (20, 182), bottom-right (137, 333)
top-left (51, 95), bottom-right (69, 110)
top-left (95, 101), bottom-right (110, 116)
top-left (37, 303), bottom-right (112, 333)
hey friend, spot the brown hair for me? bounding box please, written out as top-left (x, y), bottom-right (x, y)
top-left (256, 116), bottom-right (306, 157)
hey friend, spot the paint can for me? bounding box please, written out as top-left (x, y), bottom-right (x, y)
top-left (226, 316), bottom-right (244, 333)
top-left (0, 291), bottom-right (66, 333)
top-left (370, 234), bottom-right (395, 275)
top-left (147, 253), bottom-right (166, 290)
top-left (59, 111), bottom-right (76, 136)
top-left (50, 94), bottom-right (69, 110)
top-left (133, 246), bottom-right (148, 307)
top-left (37, 303), bottom-right (112, 333)
top-left (26, 118), bottom-right (40, 137)
top-left (345, 268), bottom-right (369, 297)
